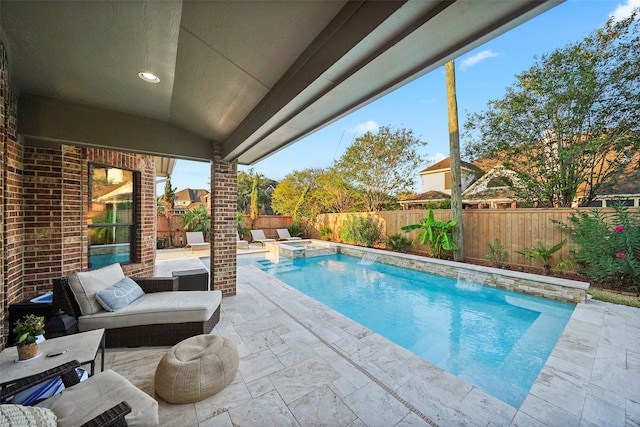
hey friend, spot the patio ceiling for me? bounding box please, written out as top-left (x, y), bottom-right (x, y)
top-left (1, 0), bottom-right (561, 166)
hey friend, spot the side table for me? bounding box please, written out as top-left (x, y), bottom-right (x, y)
top-left (0, 328), bottom-right (106, 390)
top-left (172, 268), bottom-right (209, 291)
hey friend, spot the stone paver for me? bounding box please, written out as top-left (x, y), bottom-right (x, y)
top-left (103, 259), bottom-right (639, 426)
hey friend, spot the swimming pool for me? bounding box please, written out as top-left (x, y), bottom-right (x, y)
top-left (227, 253), bottom-right (575, 407)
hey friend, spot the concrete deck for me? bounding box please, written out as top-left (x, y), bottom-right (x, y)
top-left (100, 252), bottom-right (639, 426)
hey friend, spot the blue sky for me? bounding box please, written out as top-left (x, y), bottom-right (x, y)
top-left (162, 0), bottom-right (638, 194)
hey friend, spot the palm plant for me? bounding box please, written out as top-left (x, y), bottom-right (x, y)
top-left (182, 206), bottom-right (211, 240)
top-left (516, 240), bottom-right (566, 275)
top-left (401, 208), bottom-right (458, 259)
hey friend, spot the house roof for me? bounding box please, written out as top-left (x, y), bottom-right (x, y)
top-left (419, 157), bottom-right (482, 174)
top-left (174, 188), bottom-right (209, 205)
top-left (403, 190), bottom-right (451, 202)
top-left (1, 1), bottom-right (561, 166)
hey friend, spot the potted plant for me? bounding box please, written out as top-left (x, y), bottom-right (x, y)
top-left (13, 314), bottom-right (46, 360)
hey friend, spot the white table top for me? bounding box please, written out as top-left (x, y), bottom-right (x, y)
top-left (1, 329), bottom-right (104, 385)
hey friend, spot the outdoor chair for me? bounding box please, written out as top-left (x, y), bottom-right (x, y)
top-left (185, 232), bottom-right (210, 253)
top-left (249, 230), bottom-right (276, 245)
top-left (0, 360), bottom-right (159, 426)
top-left (236, 232), bottom-right (249, 249)
top-left (276, 228), bottom-right (302, 241)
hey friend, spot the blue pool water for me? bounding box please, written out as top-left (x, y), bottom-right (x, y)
top-left (228, 253), bottom-right (575, 407)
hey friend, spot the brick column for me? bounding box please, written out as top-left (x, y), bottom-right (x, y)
top-left (211, 147), bottom-right (237, 296)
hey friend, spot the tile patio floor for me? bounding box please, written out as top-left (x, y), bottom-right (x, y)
top-left (99, 254), bottom-right (639, 426)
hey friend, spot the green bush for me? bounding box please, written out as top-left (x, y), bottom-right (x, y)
top-left (319, 226), bottom-right (332, 241)
top-left (386, 233), bottom-right (411, 252)
top-left (553, 206), bottom-right (640, 292)
top-left (287, 223), bottom-right (304, 238)
top-left (401, 208), bottom-right (458, 259)
top-left (486, 238), bottom-right (509, 268)
top-left (340, 215), bottom-right (381, 248)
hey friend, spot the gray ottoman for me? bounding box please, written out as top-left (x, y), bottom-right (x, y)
top-left (154, 334), bottom-right (239, 404)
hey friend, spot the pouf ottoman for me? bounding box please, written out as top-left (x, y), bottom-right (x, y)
top-left (154, 334), bottom-right (239, 404)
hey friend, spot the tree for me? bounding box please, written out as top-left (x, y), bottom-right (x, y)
top-left (271, 168), bottom-right (325, 216)
top-left (334, 125), bottom-right (427, 211)
top-left (250, 174), bottom-right (260, 225)
top-left (182, 205), bottom-right (211, 239)
top-left (237, 169), bottom-right (277, 215)
top-left (159, 179), bottom-right (176, 246)
top-left (464, 12), bottom-right (640, 207)
top-left (446, 60), bottom-right (464, 261)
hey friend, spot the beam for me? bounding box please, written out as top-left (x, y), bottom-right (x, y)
top-left (18, 94), bottom-right (212, 161)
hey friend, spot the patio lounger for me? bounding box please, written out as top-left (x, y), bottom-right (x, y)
top-left (276, 228), bottom-right (302, 240)
top-left (250, 230), bottom-right (276, 245)
top-left (0, 360), bottom-right (159, 426)
top-left (185, 231), bottom-right (210, 253)
top-left (237, 232), bottom-right (249, 249)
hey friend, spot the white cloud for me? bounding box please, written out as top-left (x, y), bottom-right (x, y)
top-left (428, 152), bottom-right (447, 165)
top-left (350, 120), bottom-right (379, 135)
top-left (610, 0), bottom-right (640, 22)
top-left (460, 50), bottom-right (501, 71)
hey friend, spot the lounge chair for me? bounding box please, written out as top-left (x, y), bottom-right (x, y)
top-left (276, 228), bottom-right (302, 240)
top-left (0, 360), bottom-right (159, 426)
top-left (249, 230), bottom-right (276, 245)
top-left (185, 231), bottom-right (210, 253)
top-left (237, 232), bottom-right (249, 249)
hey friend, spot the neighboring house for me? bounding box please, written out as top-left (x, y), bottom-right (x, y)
top-left (172, 188), bottom-right (210, 215)
top-left (461, 165), bottom-right (520, 209)
top-left (587, 162), bottom-right (640, 208)
top-left (418, 157), bottom-right (482, 195)
top-left (400, 157), bottom-right (483, 210)
top-left (399, 190), bottom-right (451, 210)
top-left (407, 155), bottom-right (640, 209)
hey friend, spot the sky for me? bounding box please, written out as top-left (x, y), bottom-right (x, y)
top-left (160, 0), bottom-right (639, 195)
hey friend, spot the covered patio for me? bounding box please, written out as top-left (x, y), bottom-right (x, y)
top-left (8, 0), bottom-right (626, 425)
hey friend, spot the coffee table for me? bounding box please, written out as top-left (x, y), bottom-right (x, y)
top-left (0, 328), bottom-right (105, 388)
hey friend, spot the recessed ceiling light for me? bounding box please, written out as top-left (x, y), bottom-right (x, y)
top-left (138, 72), bottom-right (160, 83)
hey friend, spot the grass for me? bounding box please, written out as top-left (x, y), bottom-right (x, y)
top-left (588, 287), bottom-right (640, 308)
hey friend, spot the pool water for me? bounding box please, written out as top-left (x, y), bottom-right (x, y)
top-left (232, 253), bottom-right (575, 407)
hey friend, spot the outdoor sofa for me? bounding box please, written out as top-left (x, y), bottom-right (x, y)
top-left (1, 360), bottom-right (158, 426)
top-left (52, 263), bottom-right (221, 348)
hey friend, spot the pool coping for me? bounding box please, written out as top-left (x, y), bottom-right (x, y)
top-left (330, 242), bottom-right (589, 304)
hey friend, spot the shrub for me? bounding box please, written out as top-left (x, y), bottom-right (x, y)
top-left (340, 215), bottom-right (381, 248)
top-left (553, 206), bottom-right (640, 292)
top-left (386, 233), bottom-right (411, 252)
top-left (319, 226), bottom-right (332, 241)
top-left (516, 240), bottom-right (566, 275)
top-left (486, 238), bottom-right (509, 268)
top-left (401, 208), bottom-right (457, 259)
top-left (287, 223), bottom-right (304, 238)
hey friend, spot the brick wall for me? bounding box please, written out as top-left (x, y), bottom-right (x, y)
top-left (0, 41), bottom-right (8, 345)
top-left (211, 148), bottom-right (237, 296)
top-left (2, 54), bottom-right (24, 353)
top-left (20, 145), bottom-right (156, 291)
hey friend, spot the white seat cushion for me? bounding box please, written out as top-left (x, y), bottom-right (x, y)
top-left (37, 369), bottom-right (158, 427)
top-left (78, 291), bottom-right (221, 331)
top-left (68, 264), bottom-right (125, 315)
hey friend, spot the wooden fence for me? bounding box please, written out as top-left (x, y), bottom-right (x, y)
top-left (313, 208), bottom-right (634, 271)
top-left (158, 215), bottom-right (294, 246)
top-left (240, 215), bottom-right (294, 240)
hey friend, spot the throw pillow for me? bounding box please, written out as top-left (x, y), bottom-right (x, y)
top-left (95, 277), bottom-right (145, 312)
top-left (68, 263), bottom-right (126, 315)
top-left (0, 405), bottom-right (57, 427)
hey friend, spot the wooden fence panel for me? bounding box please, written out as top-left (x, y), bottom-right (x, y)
top-left (314, 208), bottom-right (637, 272)
top-left (245, 216), bottom-right (294, 239)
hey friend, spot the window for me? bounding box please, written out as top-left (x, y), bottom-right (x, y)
top-left (88, 164), bottom-right (137, 268)
top-left (444, 172), bottom-right (451, 190)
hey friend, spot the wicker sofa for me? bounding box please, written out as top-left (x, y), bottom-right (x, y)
top-left (52, 264), bottom-right (221, 348)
